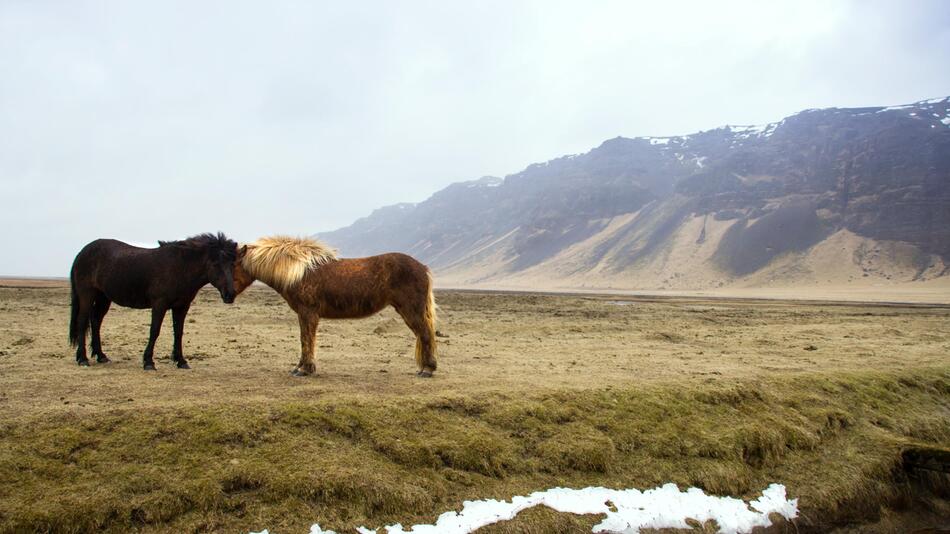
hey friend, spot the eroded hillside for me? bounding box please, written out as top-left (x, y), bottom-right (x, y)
top-left (320, 97), bottom-right (950, 290)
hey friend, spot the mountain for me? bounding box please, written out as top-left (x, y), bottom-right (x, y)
top-left (318, 97), bottom-right (950, 290)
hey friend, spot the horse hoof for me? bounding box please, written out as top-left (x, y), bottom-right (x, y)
top-left (96, 355), bottom-right (111, 364)
top-left (290, 369), bottom-right (311, 377)
top-left (416, 370), bottom-right (433, 378)
top-left (77, 360), bottom-right (90, 367)
top-left (176, 361), bottom-right (191, 369)
top-left (143, 363), bottom-right (156, 371)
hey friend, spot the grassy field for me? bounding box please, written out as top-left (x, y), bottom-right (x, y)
top-left (0, 284), bottom-right (948, 533)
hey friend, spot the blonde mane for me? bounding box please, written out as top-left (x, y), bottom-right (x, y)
top-left (242, 236), bottom-right (338, 291)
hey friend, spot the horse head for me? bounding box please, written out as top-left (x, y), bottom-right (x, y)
top-left (233, 244), bottom-right (256, 296)
top-left (192, 233), bottom-right (239, 304)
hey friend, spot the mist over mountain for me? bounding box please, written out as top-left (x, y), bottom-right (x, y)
top-left (319, 97), bottom-right (950, 290)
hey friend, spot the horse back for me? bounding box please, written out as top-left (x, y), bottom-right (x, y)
top-left (71, 239), bottom-right (188, 308)
top-left (300, 253), bottom-right (430, 318)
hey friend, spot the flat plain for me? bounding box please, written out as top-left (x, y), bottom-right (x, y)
top-left (0, 282), bottom-right (948, 533)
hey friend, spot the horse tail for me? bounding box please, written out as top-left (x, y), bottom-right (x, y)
top-left (68, 265), bottom-right (83, 347)
top-left (415, 269), bottom-right (438, 371)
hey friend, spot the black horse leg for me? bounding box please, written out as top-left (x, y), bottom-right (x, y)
top-left (90, 297), bottom-right (112, 363)
top-left (171, 305), bottom-right (191, 369)
top-left (75, 297), bottom-right (92, 366)
top-left (142, 307), bottom-right (167, 371)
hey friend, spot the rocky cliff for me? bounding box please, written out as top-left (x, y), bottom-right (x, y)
top-left (319, 97), bottom-right (950, 289)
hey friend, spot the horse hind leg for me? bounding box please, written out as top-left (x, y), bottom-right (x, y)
top-left (394, 299), bottom-right (437, 377)
top-left (73, 296), bottom-right (93, 366)
top-left (414, 334), bottom-right (437, 377)
top-left (90, 296), bottom-right (112, 363)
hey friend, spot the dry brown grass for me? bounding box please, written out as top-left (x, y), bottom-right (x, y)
top-left (0, 285), bottom-right (948, 533)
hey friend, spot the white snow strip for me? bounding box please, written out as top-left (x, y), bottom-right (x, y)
top-left (723, 123), bottom-right (778, 139)
top-left (942, 116), bottom-right (950, 126)
top-left (249, 483), bottom-right (797, 534)
top-left (648, 137), bottom-right (670, 145)
top-left (727, 124), bottom-right (766, 133)
top-left (879, 104), bottom-right (915, 112)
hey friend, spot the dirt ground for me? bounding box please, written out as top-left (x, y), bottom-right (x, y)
top-left (1, 282), bottom-right (949, 533)
top-left (1, 282), bottom-right (949, 418)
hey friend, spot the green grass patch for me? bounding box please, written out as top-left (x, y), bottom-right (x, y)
top-left (1, 367), bottom-right (948, 533)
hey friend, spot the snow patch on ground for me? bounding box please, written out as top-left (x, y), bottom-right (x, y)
top-left (635, 136), bottom-right (685, 146)
top-left (249, 483), bottom-right (797, 534)
top-left (727, 124), bottom-right (766, 134)
top-left (878, 103), bottom-right (915, 112)
top-left (726, 123), bottom-right (778, 139)
top-left (874, 97), bottom-right (950, 124)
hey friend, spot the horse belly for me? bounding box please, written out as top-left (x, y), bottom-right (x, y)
top-left (98, 274), bottom-right (152, 309)
top-left (109, 293), bottom-right (152, 309)
top-left (318, 294), bottom-right (387, 319)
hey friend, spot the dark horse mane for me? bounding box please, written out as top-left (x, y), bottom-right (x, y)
top-left (158, 232), bottom-right (237, 257)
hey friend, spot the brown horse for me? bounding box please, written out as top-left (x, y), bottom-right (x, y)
top-left (232, 236), bottom-right (437, 377)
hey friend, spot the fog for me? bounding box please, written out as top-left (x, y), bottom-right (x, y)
top-left (1, 1), bottom-right (948, 275)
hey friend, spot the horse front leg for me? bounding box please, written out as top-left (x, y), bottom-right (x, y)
top-left (171, 305), bottom-right (191, 369)
top-left (142, 307), bottom-right (167, 371)
top-left (292, 310), bottom-right (319, 377)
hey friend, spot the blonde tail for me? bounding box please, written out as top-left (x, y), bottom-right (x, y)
top-left (415, 270), bottom-right (438, 373)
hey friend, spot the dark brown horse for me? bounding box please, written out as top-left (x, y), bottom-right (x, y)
top-left (69, 233), bottom-right (239, 370)
top-left (232, 236), bottom-right (437, 377)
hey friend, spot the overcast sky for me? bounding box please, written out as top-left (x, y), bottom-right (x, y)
top-left (2, 1), bottom-right (949, 276)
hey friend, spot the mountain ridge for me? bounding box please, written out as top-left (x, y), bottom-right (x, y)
top-left (318, 96), bottom-right (950, 290)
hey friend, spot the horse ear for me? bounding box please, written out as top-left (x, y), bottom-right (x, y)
top-left (238, 244), bottom-right (248, 259)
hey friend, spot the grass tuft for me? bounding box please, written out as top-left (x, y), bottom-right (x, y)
top-left (0, 369), bottom-right (948, 532)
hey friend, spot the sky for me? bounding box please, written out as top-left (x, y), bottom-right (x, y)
top-left (1, 1), bottom-right (949, 276)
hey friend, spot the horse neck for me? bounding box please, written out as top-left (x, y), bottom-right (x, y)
top-left (234, 263), bottom-right (257, 295)
top-left (164, 247), bottom-right (213, 288)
